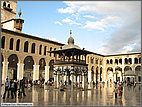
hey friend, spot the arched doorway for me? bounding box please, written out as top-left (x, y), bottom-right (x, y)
top-left (8, 54), bottom-right (18, 80)
top-left (49, 59), bottom-right (54, 81)
top-left (91, 66), bottom-right (94, 82)
top-left (115, 66), bottom-right (122, 82)
top-left (39, 58), bottom-right (46, 81)
top-left (24, 56), bottom-right (34, 81)
top-left (135, 66), bottom-right (141, 83)
top-left (100, 67), bottom-right (102, 82)
top-left (107, 67), bottom-right (113, 83)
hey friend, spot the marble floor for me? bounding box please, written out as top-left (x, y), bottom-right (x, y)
top-left (1, 84), bottom-right (141, 106)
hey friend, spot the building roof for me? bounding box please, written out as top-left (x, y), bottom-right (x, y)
top-left (1, 28), bottom-right (64, 46)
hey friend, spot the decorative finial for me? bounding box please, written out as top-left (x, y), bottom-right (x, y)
top-left (18, 7), bottom-right (22, 17)
top-left (70, 30), bottom-right (72, 36)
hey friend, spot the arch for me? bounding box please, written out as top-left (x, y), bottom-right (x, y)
top-left (1, 36), bottom-right (5, 49)
top-left (110, 59), bottom-right (113, 64)
top-left (91, 66), bottom-right (94, 81)
top-left (44, 46), bottom-right (47, 55)
top-left (39, 58), bottom-right (46, 80)
top-left (8, 54), bottom-right (19, 80)
top-left (134, 58), bottom-right (138, 64)
top-left (16, 39), bottom-right (20, 51)
top-left (125, 58), bottom-right (128, 64)
top-left (31, 43), bottom-right (35, 53)
top-left (135, 66), bottom-right (141, 82)
top-left (3, 2), bottom-right (6, 7)
top-left (24, 41), bottom-right (28, 52)
top-left (124, 66), bottom-right (132, 71)
top-left (115, 66), bottom-right (122, 71)
top-left (49, 59), bottom-right (54, 80)
top-left (39, 45), bottom-right (42, 55)
top-left (107, 67), bottom-right (113, 72)
top-left (24, 56), bottom-right (34, 81)
top-left (9, 38), bottom-right (14, 50)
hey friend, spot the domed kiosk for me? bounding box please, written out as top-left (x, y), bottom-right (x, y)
top-left (124, 70), bottom-right (136, 83)
top-left (50, 30), bottom-right (94, 90)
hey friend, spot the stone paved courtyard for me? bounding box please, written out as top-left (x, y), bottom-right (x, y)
top-left (1, 84), bottom-right (141, 106)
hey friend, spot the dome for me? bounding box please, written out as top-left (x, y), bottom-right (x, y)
top-left (124, 70), bottom-right (136, 76)
top-left (68, 36), bottom-right (74, 45)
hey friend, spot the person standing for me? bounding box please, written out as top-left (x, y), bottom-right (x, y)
top-left (114, 84), bottom-right (118, 98)
top-left (21, 79), bottom-right (26, 96)
top-left (10, 79), bottom-right (15, 99)
top-left (14, 80), bottom-right (17, 98)
top-left (3, 78), bottom-right (10, 99)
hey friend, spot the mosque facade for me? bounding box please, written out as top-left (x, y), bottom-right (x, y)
top-left (1, 1), bottom-right (141, 85)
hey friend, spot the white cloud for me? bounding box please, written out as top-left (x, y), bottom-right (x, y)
top-left (83, 16), bottom-right (122, 31)
top-left (57, 7), bottom-right (74, 13)
top-left (62, 18), bottom-right (81, 25)
top-left (54, 21), bottom-right (62, 25)
top-left (83, 15), bottom-right (95, 19)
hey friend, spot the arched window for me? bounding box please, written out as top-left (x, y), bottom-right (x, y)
top-left (50, 47), bottom-right (52, 56)
top-left (44, 46), bottom-right (47, 55)
top-left (115, 59), bottom-right (118, 64)
top-left (31, 43), bottom-right (35, 53)
top-left (54, 48), bottom-right (56, 57)
top-left (3, 2), bottom-right (6, 7)
top-left (128, 58), bottom-right (132, 64)
top-left (106, 59), bottom-right (109, 64)
top-left (9, 38), bottom-right (14, 50)
top-left (125, 58), bottom-right (128, 64)
top-left (139, 57), bottom-right (141, 64)
top-left (119, 59), bottom-right (122, 64)
top-left (24, 41), bottom-right (28, 52)
top-left (88, 56), bottom-right (89, 63)
top-left (110, 59), bottom-right (113, 64)
top-left (134, 58), bottom-right (138, 64)
top-left (60, 47), bottom-right (62, 49)
top-left (16, 39), bottom-right (20, 51)
top-left (1, 36), bottom-right (5, 49)
top-left (96, 59), bottom-right (98, 64)
top-left (7, 4), bottom-right (10, 8)
top-left (39, 45), bottom-right (42, 55)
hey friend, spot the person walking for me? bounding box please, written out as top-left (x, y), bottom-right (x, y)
top-left (21, 79), bottom-right (26, 96)
top-left (10, 79), bottom-right (15, 99)
top-left (3, 78), bottom-right (10, 99)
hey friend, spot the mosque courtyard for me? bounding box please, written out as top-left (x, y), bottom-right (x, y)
top-left (1, 83), bottom-right (141, 106)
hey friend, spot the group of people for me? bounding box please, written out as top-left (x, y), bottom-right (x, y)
top-left (114, 82), bottom-right (123, 98)
top-left (2, 78), bottom-right (26, 99)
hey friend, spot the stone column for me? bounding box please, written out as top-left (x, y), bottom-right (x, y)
top-left (45, 66), bottom-right (50, 82)
top-left (17, 63), bottom-right (24, 81)
top-left (71, 71), bottom-right (74, 90)
top-left (33, 65), bottom-right (40, 81)
top-left (2, 60), bottom-right (9, 84)
top-left (84, 70), bottom-right (88, 90)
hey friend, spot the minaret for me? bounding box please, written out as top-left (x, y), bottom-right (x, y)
top-left (13, 7), bottom-right (24, 32)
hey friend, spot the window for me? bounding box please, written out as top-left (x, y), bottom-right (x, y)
top-left (16, 39), bottom-right (20, 51)
top-left (50, 47), bottom-right (52, 56)
top-left (39, 45), bottom-right (42, 55)
top-left (88, 56), bottom-right (89, 63)
top-left (110, 59), bottom-right (113, 64)
top-left (139, 57), bottom-right (141, 64)
top-left (115, 59), bottom-right (118, 64)
top-left (31, 43), bottom-right (35, 53)
top-left (9, 38), bottom-right (14, 50)
top-left (128, 58), bottom-right (132, 64)
top-left (134, 58), bottom-right (138, 64)
top-left (100, 60), bottom-right (102, 65)
top-left (119, 59), bottom-right (122, 64)
top-left (3, 2), bottom-right (6, 7)
top-left (106, 59), bottom-right (109, 64)
top-left (125, 58), bottom-right (128, 64)
top-left (60, 47), bottom-right (62, 49)
top-left (96, 59), bottom-right (98, 64)
top-left (1, 36), bottom-right (5, 49)
top-left (91, 57), bottom-right (94, 64)
top-left (24, 41), bottom-right (28, 52)
top-left (44, 46), bottom-right (47, 55)
top-left (54, 48), bottom-right (56, 57)
top-left (7, 4), bottom-right (10, 8)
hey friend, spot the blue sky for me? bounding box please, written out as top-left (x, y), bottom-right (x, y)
top-left (16, 1), bottom-right (141, 55)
